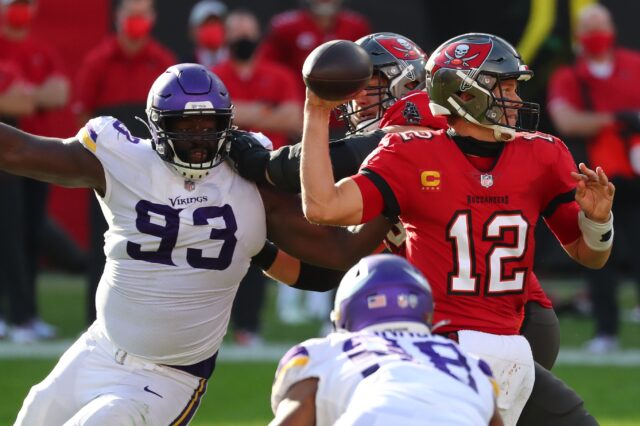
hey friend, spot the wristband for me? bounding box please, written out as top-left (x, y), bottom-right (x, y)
top-left (578, 210), bottom-right (614, 251)
top-left (251, 240), bottom-right (278, 270)
top-left (292, 263), bottom-right (345, 292)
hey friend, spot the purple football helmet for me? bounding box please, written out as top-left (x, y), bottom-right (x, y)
top-left (331, 254), bottom-right (434, 332)
top-left (146, 63), bottom-right (234, 180)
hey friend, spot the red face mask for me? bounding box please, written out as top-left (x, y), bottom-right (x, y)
top-left (579, 31), bottom-right (615, 56)
top-left (196, 22), bottom-right (225, 50)
top-left (5, 3), bottom-right (33, 29)
top-left (123, 15), bottom-right (153, 41)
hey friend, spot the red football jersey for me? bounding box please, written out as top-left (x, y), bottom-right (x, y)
top-left (355, 130), bottom-right (578, 334)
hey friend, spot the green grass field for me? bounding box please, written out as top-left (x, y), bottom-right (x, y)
top-left (1, 272), bottom-right (639, 425)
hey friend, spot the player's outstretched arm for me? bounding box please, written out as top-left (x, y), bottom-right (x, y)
top-left (563, 162), bottom-right (615, 269)
top-left (490, 401), bottom-right (505, 426)
top-left (255, 243), bottom-right (344, 291)
top-left (270, 378), bottom-right (318, 426)
top-left (300, 89), bottom-right (366, 225)
top-left (227, 129), bottom-right (381, 194)
top-left (260, 185), bottom-right (389, 271)
top-left (0, 123), bottom-right (104, 192)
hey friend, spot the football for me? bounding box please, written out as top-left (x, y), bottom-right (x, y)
top-left (302, 40), bottom-right (373, 101)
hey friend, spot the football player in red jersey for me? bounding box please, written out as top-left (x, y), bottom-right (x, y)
top-left (229, 32), bottom-right (559, 371)
top-left (299, 33), bottom-right (614, 425)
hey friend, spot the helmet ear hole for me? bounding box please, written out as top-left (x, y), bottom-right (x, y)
top-left (458, 91), bottom-right (475, 102)
top-left (404, 80), bottom-right (420, 91)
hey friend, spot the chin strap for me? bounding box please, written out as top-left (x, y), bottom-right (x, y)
top-left (493, 125), bottom-right (515, 141)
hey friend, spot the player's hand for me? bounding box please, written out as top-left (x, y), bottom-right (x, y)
top-left (305, 88), bottom-right (365, 112)
top-left (226, 129), bottom-right (270, 185)
top-left (571, 163), bottom-right (615, 223)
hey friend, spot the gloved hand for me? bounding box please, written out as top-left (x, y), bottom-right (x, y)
top-left (615, 110), bottom-right (640, 134)
top-left (226, 129), bottom-right (271, 184)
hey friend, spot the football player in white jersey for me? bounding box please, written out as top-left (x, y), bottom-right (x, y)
top-left (0, 63), bottom-right (388, 425)
top-left (271, 254), bottom-right (503, 426)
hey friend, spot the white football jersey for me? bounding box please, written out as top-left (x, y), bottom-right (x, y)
top-left (272, 330), bottom-right (498, 426)
top-left (76, 116), bottom-right (266, 365)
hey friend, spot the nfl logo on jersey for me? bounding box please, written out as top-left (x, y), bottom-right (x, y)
top-left (480, 173), bottom-right (494, 188)
top-left (184, 180), bottom-right (196, 191)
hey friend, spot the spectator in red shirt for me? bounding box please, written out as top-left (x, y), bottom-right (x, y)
top-left (183, 0), bottom-right (228, 69)
top-left (0, 0), bottom-right (70, 343)
top-left (547, 3), bottom-right (640, 354)
top-left (213, 9), bottom-right (304, 345)
top-left (214, 9), bottom-right (302, 150)
top-left (0, 59), bottom-right (35, 341)
top-left (74, 0), bottom-right (176, 325)
top-left (74, 0), bottom-right (175, 126)
top-left (259, 0), bottom-right (371, 95)
top-left (0, 61), bottom-right (34, 118)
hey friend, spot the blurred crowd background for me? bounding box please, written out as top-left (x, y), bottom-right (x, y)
top-left (1, 0), bottom-right (639, 355)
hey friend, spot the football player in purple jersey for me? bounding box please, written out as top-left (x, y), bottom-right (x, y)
top-left (2, 63), bottom-right (388, 425)
top-left (271, 254), bottom-right (504, 426)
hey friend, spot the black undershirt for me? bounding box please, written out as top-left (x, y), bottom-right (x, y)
top-left (450, 133), bottom-right (505, 158)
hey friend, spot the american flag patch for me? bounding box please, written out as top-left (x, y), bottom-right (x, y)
top-left (367, 294), bottom-right (387, 309)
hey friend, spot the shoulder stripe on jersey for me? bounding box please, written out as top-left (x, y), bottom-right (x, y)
top-left (361, 168), bottom-right (400, 220)
top-left (88, 125), bottom-right (98, 141)
top-left (273, 355), bottom-right (309, 392)
top-left (542, 189), bottom-right (575, 218)
top-left (80, 127), bottom-right (97, 153)
top-left (490, 377), bottom-right (500, 398)
top-left (277, 355), bottom-right (309, 379)
top-left (277, 345), bottom-right (309, 373)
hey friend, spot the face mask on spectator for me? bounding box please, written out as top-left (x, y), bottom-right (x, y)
top-left (197, 22), bottom-right (225, 50)
top-left (5, 3), bottom-right (33, 28)
top-left (579, 31), bottom-right (615, 56)
top-left (123, 15), bottom-right (153, 40)
top-left (229, 38), bottom-right (258, 61)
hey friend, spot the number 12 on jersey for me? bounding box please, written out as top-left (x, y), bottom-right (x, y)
top-left (447, 210), bottom-right (529, 294)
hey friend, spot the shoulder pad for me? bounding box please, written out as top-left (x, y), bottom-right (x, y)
top-left (515, 131), bottom-right (559, 144)
top-left (384, 128), bottom-right (447, 146)
top-left (275, 344), bottom-right (310, 380)
top-left (76, 116), bottom-right (143, 153)
top-left (76, 116), bottom-right (117, 153)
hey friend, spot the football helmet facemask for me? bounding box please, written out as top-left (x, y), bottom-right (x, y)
top-left (426, 33), bottom-right (540, 141)
top-left (331, 254), bottom-right (434, 333)
top-left (146, 63), bottom-right (234, 180)
top-left (337, 32), bottom-right (428, 134)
